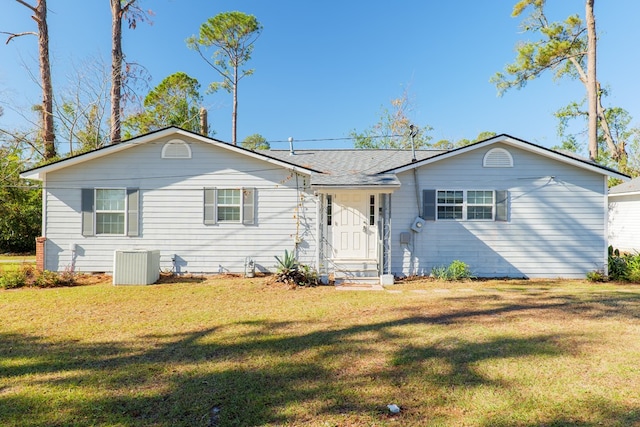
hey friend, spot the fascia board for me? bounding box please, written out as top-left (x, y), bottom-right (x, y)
top-left (387, 135), bottom-right (630, 180)
top-left (21, 127), bottom-right (316, 180)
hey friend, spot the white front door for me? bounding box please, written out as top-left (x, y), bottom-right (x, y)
top-left (330, 193), bottom-right (376, 259)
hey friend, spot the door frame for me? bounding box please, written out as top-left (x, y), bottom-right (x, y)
top-left (325, 190), bottom-right (378, 261)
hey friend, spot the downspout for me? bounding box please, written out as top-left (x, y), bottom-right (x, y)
top-left (410, 125), bottom-right (421, 276)
top-left (603, 176), bottom-right (610, 276)
top-left (315, 191), bottom-right (321, 277)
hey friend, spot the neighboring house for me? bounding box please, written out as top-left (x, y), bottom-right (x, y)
top-left (608, 177), bottom-right (640, 253)
top-left (21, 127), bottom-right (628, 281)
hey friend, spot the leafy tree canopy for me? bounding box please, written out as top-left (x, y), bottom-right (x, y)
top-left (187, 11), bottom-right (262, 94)
top-left (123, 71), bottom-right (204, 138)
top-left (0, 137), bottom-right (41, 253)
top-left (241, 133), bottom-right (270, 150)
top-left (432, 132), bottom-right (497, 150)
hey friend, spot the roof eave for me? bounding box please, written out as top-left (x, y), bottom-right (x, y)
top-left (384, 134), bottom-right (630, 180)
top-left (311, 184), bottom-right (401, 191)
top-left (20, 127), bottom-right (317, 181)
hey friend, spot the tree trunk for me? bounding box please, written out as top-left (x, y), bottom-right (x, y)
top-left (35, 0), bottom-right (55, 159)
top-left (595, 82), bottom-right (621, 160)
top-left (199, 107), bottom-right (208, 137)
top-left (232, 66), bottom-right (238, 145)
top-left (586, 0), bottom-right (598, 161)
top-left (110, 0), bottom-right (123, 144)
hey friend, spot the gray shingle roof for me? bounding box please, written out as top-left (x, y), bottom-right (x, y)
top-left (610, 176), bottom-right (640, 195)
top-left (261, 149), bottom-right (446, 187)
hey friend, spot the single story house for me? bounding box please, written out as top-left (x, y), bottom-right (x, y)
top-left (21, 127), bottom-right (628, 281)
top-left (608, 176), bottom-right (640, 253)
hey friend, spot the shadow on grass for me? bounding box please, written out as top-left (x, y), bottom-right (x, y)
top-left (2, 289), bottom-right (640, 426)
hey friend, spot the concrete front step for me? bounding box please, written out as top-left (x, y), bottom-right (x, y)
top-left (332, 258), bottom-right (380, 287)
top-left (334, 276), bottom-right (381, 286)
top-left (335, 282), bottom-right (385, 291)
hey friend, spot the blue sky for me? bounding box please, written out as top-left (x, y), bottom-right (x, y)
top-left (0, 0), bottom-right (638, 152)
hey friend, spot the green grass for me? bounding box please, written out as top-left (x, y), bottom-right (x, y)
top-left (0, 255), bottom-right (35, 262)
top-left (1, 277), bottom-right (640, 426)
top-left (0, 255), bottom-right (36, 274)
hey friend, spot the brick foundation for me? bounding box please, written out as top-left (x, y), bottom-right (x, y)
top-left (36, 237), bottom-right (46, 271)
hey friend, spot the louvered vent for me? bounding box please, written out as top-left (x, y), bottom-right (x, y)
top-left (162, 139), bottom-right (192, 159)
top-left (483, 148), bottom-right (513, 168)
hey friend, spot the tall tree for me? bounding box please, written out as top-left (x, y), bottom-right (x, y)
top-left (122, 72), bottom-right (205, 137)
top-left (350, 90), bottom-right (432, 149)
top-left (110, 0), bottom-right (151, 144)
top-left (492, 0), bottom-right (622, 163)
top-left (555, 100), bottom-right (639, 177)
top-left (585, 0), bottom-right (597, 161)
top-left (187, 11), bottom-right (262, 145)
top-left (2, 0), bottom-right (55, 159)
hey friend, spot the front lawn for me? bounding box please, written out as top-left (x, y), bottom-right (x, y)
top-left (1, 277), bottom-right (640, 426)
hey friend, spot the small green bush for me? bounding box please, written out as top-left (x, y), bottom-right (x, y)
top-left (431, 260), bottom-right (473, 281)
top-left (625, 253), bottom-right (640, 283)
top-left (0, 267), bottom-right (28, 289)
top-left (0, 264), bottom-right (77, 289)
top-left (586, 270), bottom-right (607, 282)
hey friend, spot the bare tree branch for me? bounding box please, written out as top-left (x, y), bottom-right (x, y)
top-left (1, 30), bottom-right (37, 44)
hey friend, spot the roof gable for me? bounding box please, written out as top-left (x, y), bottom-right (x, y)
top-left (384, 134), bottom-right (629, 179)
top-left (20, 127), bottom-right (318, 180)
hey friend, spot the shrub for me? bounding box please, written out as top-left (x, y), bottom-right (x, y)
top-left (0, 267), bottom-right (28, 289)
top-left (608, 246), bottom-right (627, 281)
top-left (605, 246), bottom-right (640, 283)
top-left (586, 270), bottom-right (607, 282)
top-left (431, 260), bottom-right (473, 281)
top-left (625, 252), bottom-right (640, 283)
top-left (0, 264), bottom-right (77, 289)
top-left (274, 249), bottom-right (319, 287)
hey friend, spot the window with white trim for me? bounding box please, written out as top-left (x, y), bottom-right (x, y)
top-left (204, 188), bottom-right (255, 225)
top-left (81, 188), bottom-right (139, 236)
top-left (467, 190), bottom-right (494, 220)
top-left (96, 189), bottom-right (126, 234)
top-left (437, 190), bottom-right (463, 220)
top-left (430, 189), bottom-right (507, 221)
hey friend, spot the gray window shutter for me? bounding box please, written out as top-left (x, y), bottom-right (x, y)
top-left (204, 188), bottom-right (216, 225)
top-left (127, 188), bottom-right (139, 236)
top-left (496, 190), bottom-right (508, 222)
top-left (242, 188), bottom-right (255, 225)
top-left (422, 189), bottom-right (436, 221)
top-left (81, 188), bottom-right (94, 236)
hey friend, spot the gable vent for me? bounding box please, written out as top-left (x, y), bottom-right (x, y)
top-left (162, 139), bottom-right (192, 159)
top-left (483, 148), bottom-right (513, 168)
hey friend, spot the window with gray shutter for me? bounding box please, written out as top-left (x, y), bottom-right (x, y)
top-left (82, 188), bottom-right (139, 236)
top-left (421, 189), bottom-right (436, 221)
top-left (81, 188), bottom-right (94, 236)
top-left (242, 188), bottom-right (255, 225)
top-left (204, 188), bottom-right (217, 225)
top-left (127, 188), bottom-right (139, 236)
top-left (495, 190), bottom-right (508, 221)
top-left (204, 187), bottom-right (256, 225)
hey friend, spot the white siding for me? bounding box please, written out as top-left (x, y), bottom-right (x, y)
top-left (608, 194), bottom-right (640, 253)
top-left (43, 136), bottom-right (317, 274)
top-left (390, 143), bottom-right (608, 279)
